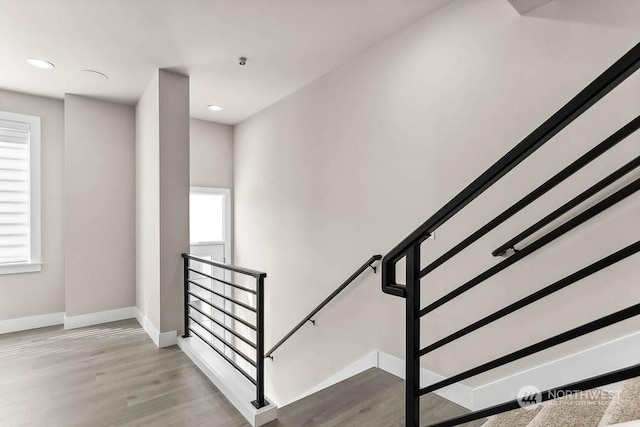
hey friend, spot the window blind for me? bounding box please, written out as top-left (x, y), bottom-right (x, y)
top-left (0, 118), bottom-right (30, 264)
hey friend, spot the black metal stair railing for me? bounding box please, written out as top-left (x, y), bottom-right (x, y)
top-left (181, 253), bottom-right (268, 409)
top-left (380, 41), bottom-right (640, 427)
top-left (180, 253), bottom-right (382, 408)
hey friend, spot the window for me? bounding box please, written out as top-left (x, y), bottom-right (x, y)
top-left (190, 188), bottom-right (227, 245)
top-left (0, 111), bottom-right (41, 274)
top-left (189, 186), bottom-right (232, 266)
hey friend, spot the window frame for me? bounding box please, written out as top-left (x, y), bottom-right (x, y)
top-left (189, 186), bottom-right (232, 264)
top-left (0, 110), bottom-right (42, 275)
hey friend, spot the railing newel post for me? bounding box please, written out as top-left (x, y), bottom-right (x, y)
top-left (182, 255), bottom-right (190, 338)
top-left (406, 243), bottom-right (421, 427)
top-left (253, 274), bottom-right (267, 409)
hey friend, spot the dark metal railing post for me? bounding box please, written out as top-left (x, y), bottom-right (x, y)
top-left (406, 243), bottom-right (421, 427)
top-left (182, 256), bottom-right (190, 338)
top-left (253, 274), bottom-right (267, 409)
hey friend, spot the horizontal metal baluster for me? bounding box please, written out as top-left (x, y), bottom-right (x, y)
top-left (419, 177), bottom-right (640, 318)
top-left (420, 302), bottom-right (640, 396)
top-left (419, 241), bottom-right (640, 356)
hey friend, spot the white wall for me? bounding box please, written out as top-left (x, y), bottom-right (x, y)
top-left (234, 0), bottom-right (640, 405)
top-left (158, 70), bottom-right (190, 334)
top-left (136, 70), bottom-right (190, 335)
top-left (64, 95), bottom-right (136, 317)
top-left (1, 73), bottom-right (189, 332)
top-left (190, 118), bottom-right (233, 189)
top-left (136, 72), bottom-right (162, 329)
top-left (190, 118), bottom-right (234, 262)
top-left (0, 89), bottom-right (65, 321)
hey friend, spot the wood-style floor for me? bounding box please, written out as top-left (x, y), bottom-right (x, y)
top-left (268, 368), bottom-right (484, 427)
top-left (0, 319), bottom-right (246, 427)
top-left (0, 319), bottom-right (480, 426)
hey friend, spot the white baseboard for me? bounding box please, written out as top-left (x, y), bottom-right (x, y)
top-left (178, 336), bottom-right (278, 426)
top-left (158, 330), bottom-right (178, 347)
top-left (472, 330), bottom-right (640, 410)
top-left (281, 330), bottom-right (640, 414)
top-left (0, 312), bottom-right (64, 334)
top-left (377, 351), bottom-right (475, 409)
top-left (64, 306), bottom-right (137, 330)
top-left (134, 308), bottom-right (177, 348)
top-left (285, 350), bottom-right (473, 410)
top-left (293, 350), bottom-right (379, 405)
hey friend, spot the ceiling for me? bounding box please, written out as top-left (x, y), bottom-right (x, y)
top-left (0, 0), bottom-right (451, 124)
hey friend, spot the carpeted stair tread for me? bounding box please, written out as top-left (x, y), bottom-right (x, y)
top-left (481, 406), bottom-right (542, 427)
top-left (528, 389), bottom-right (614, 427)
top-left (599, 378), bottom-right (640, 426)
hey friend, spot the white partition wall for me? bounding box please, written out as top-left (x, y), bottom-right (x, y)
top-left (135, 69), bottom-right (190, 345)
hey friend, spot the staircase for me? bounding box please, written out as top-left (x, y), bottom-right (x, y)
top-left (177, 41), bottom-right (640, 427)
top-left (484, 378), bottom-right (640, 427)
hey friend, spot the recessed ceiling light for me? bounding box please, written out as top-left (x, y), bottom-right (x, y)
top-left (27, 58), bottom-right (55, 69)
top-left (207, 105), bottom-right (223, 111)
top-left (82, 69), bottom-right (109, 80)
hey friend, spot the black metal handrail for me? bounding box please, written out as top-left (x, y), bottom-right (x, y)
top-left (380, 41), bottom-right (640, 427)
top-left (184, 253), bottom-right (267, 278)
top-left (181, 253), bottom-right (268, 409)
top-left (492, 153), bottom-right (640, 256)
top-left (264, 254), bottom-right (382, 359)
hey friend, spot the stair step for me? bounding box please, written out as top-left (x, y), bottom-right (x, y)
top-left (600, 378), bottom-right (640, 426)
top-left (607, 422), bottom-right (640, 427)
top-left (481, 406), bottom-right (542, 427)
top-left (528, 389), bottom-right (614, 427)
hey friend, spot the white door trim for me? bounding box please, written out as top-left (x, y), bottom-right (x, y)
top-left (190, 186), bottom-right (232, 264)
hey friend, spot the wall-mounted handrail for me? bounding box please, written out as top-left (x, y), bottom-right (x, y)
top-left (492, 154), bottom-right (640, 256)
top-left (181, 253), bottom-right (268, 409)
top-left (264, 254), bottom-right (382, 359)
